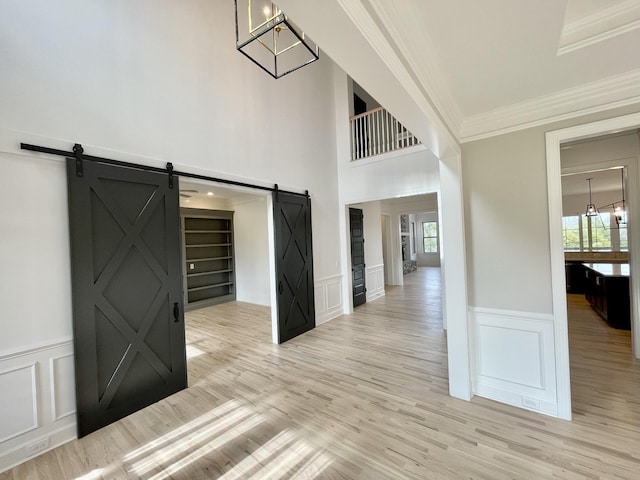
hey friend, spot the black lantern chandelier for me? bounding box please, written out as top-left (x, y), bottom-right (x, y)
top-left (234, 1), bottom-right (320, 79)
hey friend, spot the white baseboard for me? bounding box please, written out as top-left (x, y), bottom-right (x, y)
top-left (0, 423), bottom-right (76, 473)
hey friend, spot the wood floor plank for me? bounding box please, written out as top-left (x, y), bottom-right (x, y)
top-left (2, 268), bottom-right (640, 479)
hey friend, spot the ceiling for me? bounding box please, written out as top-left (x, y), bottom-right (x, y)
top-left (179, 179), bottom-right (263, 204)
top-left (278, 0), bottom-right (640, 145)
top-left (561, 167), bottom-right (625, 197)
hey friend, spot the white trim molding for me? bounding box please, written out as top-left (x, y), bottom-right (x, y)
top-left (461, 69), bottom-right (640, 143)
top-left (350, 144), bottom-right (427, 168)
top-left (559, 0), bottom-right (640, 55)
top-left (439, 153), bottom-right (471, 401)
top-left (365, 264), bottom-right (385, 302)
top-left (49, 354), bottom-right (76, 422)
top-left (0, 363), bottom-right (39, 443)
top-left (0, 340), bottom-right (76, 473)
top-left (363, 0), bottom-right (464, 135)
top-left (315, 274), bottom-right (344, 325)
top-left (469, 307), bottom-right (558, 417)
top-left (545, 111), bottom-right (640, 421)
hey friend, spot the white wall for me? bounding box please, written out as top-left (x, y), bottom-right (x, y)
top-left (232, 196), bottom-right (271, 307)
top-left (461, 103), bottom-right (640, 418)
top-left (0, 0), bottom-right (342, 471)
top-left (561, 133), bottom-right (639, 170)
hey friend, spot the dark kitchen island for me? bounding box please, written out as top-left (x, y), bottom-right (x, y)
top-left (583, 263), bottom-right (630, 330)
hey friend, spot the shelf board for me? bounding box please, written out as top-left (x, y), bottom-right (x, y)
top-left (187, 269), bottom-right (233, 278)
top-left (188, 281), bottom-right (235, 292)
top-left (184, 229), bottom-right (231, 234)
top-left (185, 243), bottom-right (232, 248)
top-left (186, 256), bottom-right (232, 262)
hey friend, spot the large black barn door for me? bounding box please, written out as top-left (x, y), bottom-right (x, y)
top-left (274, 191), bottom-right (315, 343)
top-left (66, 159), bottom-right (187, 437)
top-left (350, 208), bottom-right (366, 308)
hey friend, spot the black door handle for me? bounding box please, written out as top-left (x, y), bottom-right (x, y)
top-left (173, 302), bottom-right (180, 323)
top-left (278, 281), bottom-right (283, 294)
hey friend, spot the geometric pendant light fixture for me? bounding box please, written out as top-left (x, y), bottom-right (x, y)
top-left (234, 1), bottom-right (320, 79)
top-left (585, 177), bottom-right (598, 217)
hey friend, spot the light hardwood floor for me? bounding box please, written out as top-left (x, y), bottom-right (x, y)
top-left (2, 269), bottom-right (640, 479)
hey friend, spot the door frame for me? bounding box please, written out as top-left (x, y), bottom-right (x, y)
top-left (545, 111), bottom-right (640, 420)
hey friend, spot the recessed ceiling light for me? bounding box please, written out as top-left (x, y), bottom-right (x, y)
top-left (207, 192), bottom-right (214, 196)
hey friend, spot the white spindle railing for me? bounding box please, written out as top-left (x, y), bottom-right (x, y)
top-left (350, 106), bottom-right (420, 161)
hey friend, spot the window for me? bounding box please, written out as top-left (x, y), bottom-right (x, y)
top-left (423, 221), bottom-right (438, 253)
top-left (563, 213), bottom-right (623, 252)
top-left (562, 215), bottom-right (580, 251)
top-left (620, 227), bottom-right (628, 252)
top-left (590, 213), bottom-right (611, 251)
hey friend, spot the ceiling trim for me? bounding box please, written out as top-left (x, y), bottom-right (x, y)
top-left (334, 0), bottom-right (459, 154)
top-left (363, 0), bottom-right (463, 135)
top-left (460, 68), bottom-right (640, 143)
top-left (559, 0), bottom-right (640, 55)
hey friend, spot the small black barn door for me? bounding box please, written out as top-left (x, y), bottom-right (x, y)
top-left (273, 191), bottom-right (315, 343)
top-left (350, 208), bottom-right (366, 308)
top-left (66, 159), bottom-right (187, 437)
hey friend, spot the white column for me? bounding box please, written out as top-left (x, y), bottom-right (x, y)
top-left (439, 153), bottom-right (472, 401)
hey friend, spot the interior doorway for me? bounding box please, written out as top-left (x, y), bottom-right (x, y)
top-left (546, 113), bottom-right (640, 420)
top-left (178, 179), bottom-right (273, 317)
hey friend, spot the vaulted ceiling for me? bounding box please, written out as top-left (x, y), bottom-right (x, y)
top-left (277, 0), bottom-right (640, 150)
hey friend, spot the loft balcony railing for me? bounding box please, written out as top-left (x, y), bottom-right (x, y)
top-left (350, 106), bottom-right (421, 161)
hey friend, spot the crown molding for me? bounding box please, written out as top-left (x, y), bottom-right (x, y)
top-left (559, 0), bottom-right (640, 55)
top-left (460, 68), bottom-right (640, 143)
top-left (334, 0), bottom-right (459, 154)
top-left (363, 0), bottom-right (463, 136)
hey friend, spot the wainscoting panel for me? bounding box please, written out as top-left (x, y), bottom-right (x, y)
top-left (470, 307), bottom-right (558, 416)
top-left (0, 340), bottom-right (76, 473)
top-left (314, 274), bottom-right (344, 325)
top-left (50, 354), bottom-right (75, 421)
top-left (0, 363), bottom-right (38, 443)
top-left (366, 264), bottom-right (385, 302)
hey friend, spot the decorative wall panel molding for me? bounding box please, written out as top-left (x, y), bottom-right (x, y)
top-left (469, 307), bottom-right (558, 417)
top-left (0, 340), bottom-right (76, 473)
top-left (49, 354), bottom-right (75, 422)
top-left (315, 274), bottom-right (344, 325)
top-left (0, 363), bottom-right (38, 443)
top-left (366, 264), bottom-right (385, 302)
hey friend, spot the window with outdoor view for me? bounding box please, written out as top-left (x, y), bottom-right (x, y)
top-left (563, 213), bottom-right (625, 252)
top-left (423, 221), bottom-right (438, 253)
top-left (590, 212), bottom-right (611, 251)
top-left (562, 215), bottom-right (580, 251)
